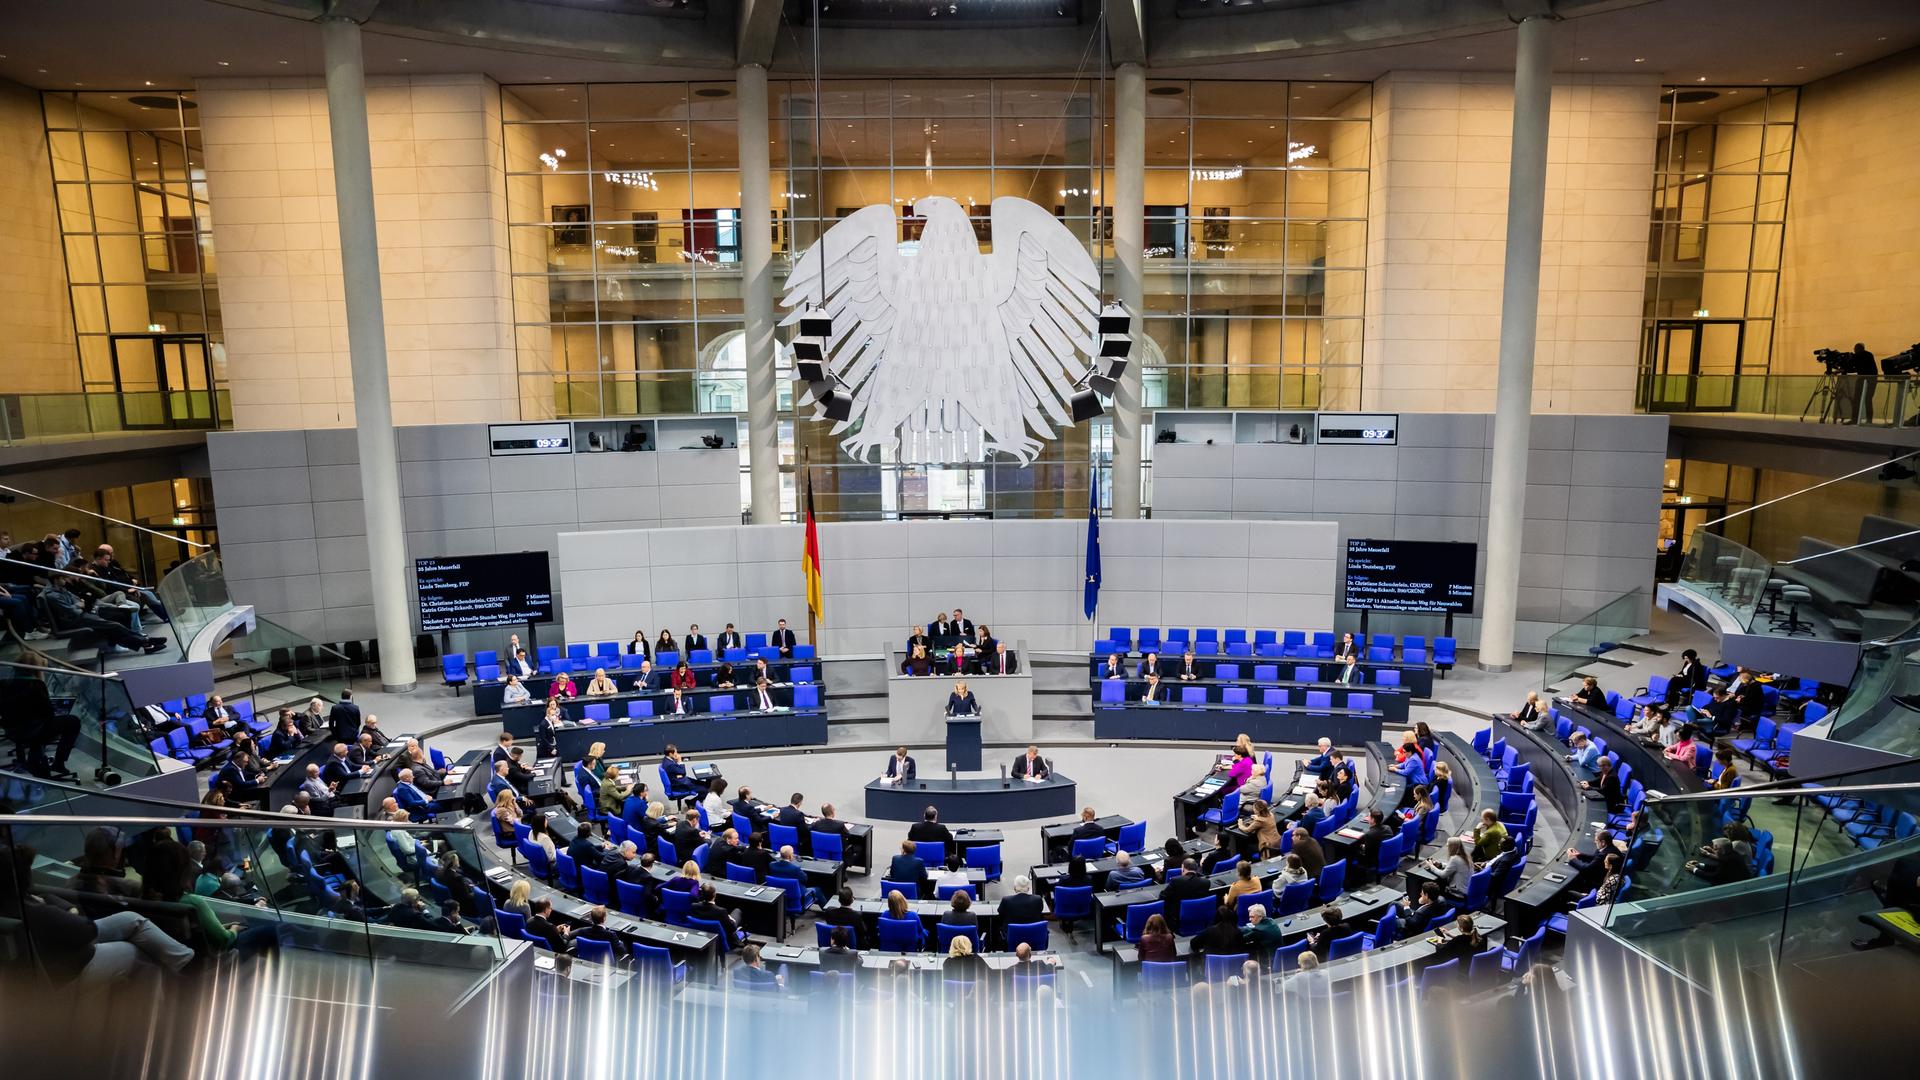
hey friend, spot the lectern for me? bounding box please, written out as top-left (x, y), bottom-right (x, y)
top-left (945, 716), bottom-right (982, 772)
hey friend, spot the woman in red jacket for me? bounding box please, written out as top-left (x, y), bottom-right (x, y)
top-left (669, 660), bottom-right (698, 691)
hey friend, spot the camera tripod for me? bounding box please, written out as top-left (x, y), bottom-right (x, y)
top-left (1800, 371), bottom-right (1845, 423)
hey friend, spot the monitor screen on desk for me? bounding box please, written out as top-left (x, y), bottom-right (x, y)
top-left (1341, 538), bottom-right (1478, 614)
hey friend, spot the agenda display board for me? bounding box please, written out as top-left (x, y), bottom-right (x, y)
top-left (1342, 539), bottom-right (1477, 614)
top-left (415, 552), bottom-right (553, 631)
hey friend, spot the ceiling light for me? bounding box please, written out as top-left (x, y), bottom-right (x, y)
top-left (277, 59), bottom-right (289, 65)
top-left (144, 80), bottom-right (153, 86)
top-left (1697, 76), bottom-right (1708, 82)
top-left (1577, 56), bottom-right (1589, 62)
top-left (1464, 55), bottom-right (1475, 61)
top-left (217, 60), bottom-right (229, 66)
top-left (398, 58), bottom-right (410, 64)
top-left (1633, 58), bottom-right (1646, 63)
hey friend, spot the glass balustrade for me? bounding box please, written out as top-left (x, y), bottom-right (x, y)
top-left (0, 661), bottom-right (163, 797)
top-left (1676, 530), bottom-right (1774, 630)
top-left (1543, 588), bottom-right (1653, 690)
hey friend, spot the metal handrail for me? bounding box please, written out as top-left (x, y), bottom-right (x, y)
top-left (0, 482), bottom-right (212, 550)
top-left (0, 771), bottom-right (469, 831)
top-left (0, 658), bottom-right (123, 681)
top-left (0, 811), bottom-right (470, 833)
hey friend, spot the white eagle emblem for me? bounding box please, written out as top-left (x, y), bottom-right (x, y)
top-left (780, 195), bottom-right (1101, 465)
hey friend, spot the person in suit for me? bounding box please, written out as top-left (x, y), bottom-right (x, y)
top-left (1291, 828), bottom-right (1326, 878)
top-left (906, 625), bottom-right (931, 653)
top-left (689, 884), bottom-right (747, 948)
top-left (1297, 793), bottom-right (1327, 834)
top-left (1101, 653), bottom-right (1126, 680)
top-left (882, 747), bottom-right (916, 785)
top-left (487, 760), bottom-right (531, 813)
top-left (775, 793), bottom-right (808, 831)
top-left (1481, 834), bottom-right (1521, 882)
top-left (1000, 875), bottom-right (1045, 925)
top-left (297, 763), bottom-right (337, 814)
top-left (393, 769), bottom-right (436, 821)
top-left (1069, 806), bottom-right (1104, 841)
top-left (945, 680), bottom-right (979, 717)
top-left (567, 821), bottom-right (609, 869)
top-left (703, 828), bottom-right (744, 875)
top-left (889, 840), bottom-right (928, 890)
top-left (626, 630), bottom-right (651, 657)
top-left (666, 687), bottom-right (691, 716)
top-left (524, 897), bottom-right (573, 955)
top-left (1192, 904), bottom-right (1244, 956)
top-left (1334, 632), bottom-right (1358, 663)
top-left (1400, 881), bottom-right (1451, 938)
top-left (1306, 905), bottom-right (1349, 960)
top-left (327, 690), bottom-right (361, 747)
top-left (1007, 745), bottom-right (1052, 785)
top-left (1567, 731), bottom-right (1603, 780)
top-left (490, 733), bottom-right (518, 769)
top-left (1106, 851), bottom-right (1150, 889)
top-left (321, 742), bottom-right (367, 787)
top-left (950, 609), bottom-right (977, 645)
top-left (909, 807), bottom-right (954, 848)
top-left (346, 732), bottom-right (378, 771)
top-left (668, 808), bottom-right (707, 865)
top-left (819, 926), bottom-right (861, 971)
top-left (505, 633), bottom-right (526, 664)
top-left (1140, 672), bottom-right (1166, 703)
top-left (812, 802), bottom-right (848, 841)
top-left (771, 618), bottom-right (797, 658)
top-left (1176, 648), bottom-right (1202, 681)
top-left (1159, 858), bottom-right (1212, 910)
top-left (1137, 651), bottom-right (1161, 679)
top-left (750, 656), bottom-right (773, 685)
top-left (684, 625), bottom-right (709, 653)
top-left (716, 624), bottom-right (743, 653)
top-left (736, 832), bottom-right (776, 879)
top-left (654, 629), bottom-right (678, 655)
top-left (1583, 756), bottom-right (1626, 814)
top-left (1303, 738), bottom-right (1335, 780)
top-left (507, 649), bottom-right (536, 679)
top-left (1356, 809), bottom-right (1397, 880)
top-left (986, 641), bottom-right (1017, 676)
top-left (930, 612), bottom-right (952, 640)
top-left (1507, 690), bottom-right (1543, 727)
top-left (770, 845), bottom-right (824, 908)
top-left (750, 677), bottom-right (779, 712)
top-left (504, 746), bottom-right (536, 791)
top-left (819, 886), bottom-right (863, 946)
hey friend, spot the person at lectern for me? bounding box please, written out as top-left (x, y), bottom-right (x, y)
top-left (771, 619), bottom-right (798, 658)
top-left (1012, 746), bottom-right (1050, 782)
top-left (945, 680), bottom-right (979, 718)
top-left (881, 746), bottom-right (916, 785)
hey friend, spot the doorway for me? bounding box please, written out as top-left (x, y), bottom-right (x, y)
top-left (1643, 318), bottom-right (1745, 412)
top-left (109, 333), bottom-right (216, 429)
top-left (1658, 498), bottom-right (1728, 581)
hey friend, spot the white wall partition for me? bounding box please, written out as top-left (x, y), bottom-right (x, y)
top-left (558, 519), bottom-right (1338, 654)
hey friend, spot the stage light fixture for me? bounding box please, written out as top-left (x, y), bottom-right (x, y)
top-left (820, 387), bottom-right (853, 422)
top-left (1071, 387), bottom-right (1105, 422)
top-left (1088, 373), bottom-right (1118, 398)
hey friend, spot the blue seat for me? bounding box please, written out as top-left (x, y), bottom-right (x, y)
top-left (631, 942), bottom-right (687, 987)
top-left (441, 654), bottom-right (468, 692)
top-left (1252, 664), bottom-right (1279, 682)
top-left (1348, 692), bottom-right (1374, 713)
top-left (878, 916), bottom-right (924, 952)
top-left (1222, 686), bottom-right (1249, 708)
top-left (934, 883), bottom-right (974, 903)
top-left (687, 916), bottom-right (732, 953)
top-left (1006, 920), bottom-right (1049, 953)
top-left (614, 877), bottom-right (649, 916)
top-left (1052, 885), bottom-right (1094, 934)
top-left (881, 878), bottom-right (921, 901)
top-left (1180, 686), bottom-right (1207, 705)
top-left (1199, 788), bottom-right (1241, 829)
top-left (1203, 952), bottom-right (1250, 982)
top-left (1115, 820), bottom-right (1148, 852)
top-left (1071, 835), bottom-right (1108, 861)
top-left (1317, 859), bottom-right (1346, 900)
top-left (1374, 835), bottom-right (1403, 879)
top-left (1177, 896), bottom-right (1217, 936)
top-left (936, 923), bottom-right (980, 953)
top-left (1293, 666), bottom-right (1319, 683)
top-left (495, 909), bottom-right (527, 942)
top-left (1364, 906), bottom-right (1399, 949)
top-left (1263, 689), bottom-right (1288, 707)
top-left (1367, 646), bottom-right (1392, 662)
top-left (710, 694), bottom-right (736, 713)
top-left (1418, 957), bottom-right (1462, 992)
top-left (1099, 680), bottom-right (1126, 704)
top-left (1118, 901), bottom-right (1163, 943)
top-left (1277, 878), bottom-right (1315, 916)
top-left (914, 841), bottom-right (946, 865)
top-left (1304, 690), bottom-right (1332, 710)
top-left (1327, 931), bottom-right (1366, 960)
top-left (1235, 889), bottom-right (1274, 925)
top-left (582, 703), bottom-right (610, 722)
top-left (1226, 642), bottom-right (1254, 657)
top-left (629, 700), bottom-right (655, 718)
top-left (964, 843), bottom-right (1002, 880)
top-left (791, 666), bottom-right (815, 683)
top-left (659, 888), bottom-right (693, 925)
top-left (768, 822), bottom-right (800, 852)
top-left (574, 937), bottom-right (615, 966)
top-left (1433, 637), bottom-right (1457, 672)
top-left (794, 685), bottom-right (821, 709)
top-left (767, 875), bottom-right (807, 916)
top-left (811, 830), bottom-right (843, 861)
top-left (726, 863), bottom-right (758, 884)
top-left (1215, 662), bottom-right (1240, 681)
top-left (1141, 960), bottom-right (1189, 991)
top-left (690, 649), bottom-right (713, 664)
top-left (1273, 939), bottom-right (1309, 972)
top-left (556, 852), bottom-right (580, 891)
top-left (521, 841), bottom-right (553, 880)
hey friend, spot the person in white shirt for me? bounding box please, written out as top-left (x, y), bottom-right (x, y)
top-left (752, 677), bottom-right (778, 712)
top-left (700, 780), bottom-right (731, 828)
top-left (669, 687), bottom-right (689, 715)
top-left (501, 675), bottom-right (531, 707)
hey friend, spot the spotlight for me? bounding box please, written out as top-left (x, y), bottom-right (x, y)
top-left (1098, 304), bottom-right (1131, 336)
top-left (1071, 387), bottom-right (1105, 422)
top-left (1088, 372), bottom-right (1118, 398)
top-left (799, 313), bottom-right (832, 338)
top-left (797, 358), bottom-right (827, 384)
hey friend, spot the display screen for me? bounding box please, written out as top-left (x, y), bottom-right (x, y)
top-left (1317, 413), bottom-right (1398, 445)
top-left (415, 552), bottom-right (554, 631)
top-left (1342, 538), bottom-right (1477, 614)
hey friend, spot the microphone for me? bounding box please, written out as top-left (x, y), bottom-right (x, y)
top-left (1000, 763), bottom-right (1008, 789)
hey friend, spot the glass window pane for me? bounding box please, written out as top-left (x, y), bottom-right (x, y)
top-left (48, 131), bottom-right (86, 180)
top-left (1144, 82), bottom-right (1190, 118)
top-left (1745, 273), bottom-right (1778, 319)
top-left (812, 119), bottom-right (890, 167)
top-left (1284, 119), bottom-right (1365, 169)
top-left (892, 116), bottom-right (991, 168)
top-left (55, 183), bottom-right (95, 232)
top-left (1145, 118), bottom-right (1188, 165)
top-left (1761, 125), bottom-right (1794, 172)
top-left (894, 81), bottom-right (990, 117)
top-left (511, 85), bottom-right (588, 122)
top-left (64, 235), bottom-right (101, 283)
top-left (1755, 174), bottom-right (1788, 221)
top-left (71, 286), bottom-right (106, 334)
top-left (590, 170), bottom-right (691, 224)
top-left (1694, 272), bottom-right (1749, 318)
top-left (588, 83), bottom-right (688, 121)
top-left (43, 92), bottom-right (80, 129)
top-left (511, 123), bottom-right (589, 172)
top-left (1290, 82), bottom-right (1370, 119)
top-left (809, 81), bottom-right (894, 118)
top-left (892, 170), bottom-right (992, 212)
top-left (689, 120), bottom-right (738, 169)
top-left (586, 121), bottom-right (685, 172)
top-left (1700, 223), bottom-right (1753, 269)
top-left (1751, 224), bottom-right (1783, 271)
top-left (1190, 82), bottom-right (1286, 119)
top-left (105, 284), bottom-right (155, 331)
top-left (689, 83), bottom-right (738, 120)
top-left (1193, 118), bottom-right (1295, 168)
top-left (1763, 87), bottom-right (1798, 123)
top-left (97, 235), bottom-right (146, 281)
top-left (994, 81), bottom-right (1092, 119)
top-left (1143, 168), bottom-right (1190, 209)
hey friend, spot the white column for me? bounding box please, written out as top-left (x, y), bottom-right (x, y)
top-left (1110, 62), bottom-right (1146, 519)
top-left (320, 16), bottom-right (414, 692)
top-left (1478, 14), bottom-right (1554, 672)
top-left (738, 64), bottom-right (780, 524)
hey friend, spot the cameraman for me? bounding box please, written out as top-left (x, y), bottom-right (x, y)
top-left (1848, 342), bottom-right (1878, 424)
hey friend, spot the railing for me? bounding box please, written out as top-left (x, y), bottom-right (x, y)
top-left (229, 613), bottom-right (358, 694)
top-left (1638, 371), bottom-right (1920, 428)
top-left (151, 549), bottom-right (232, 658)
top-left (1676, 531), bottom-right (1774, 631)
top-left (0, 389), bottom-right (232, 445)
top-left (0, 790), bottom-right (506, 968)
top-left (1542, 588), bottom-right (1653, 689)
top-left (1820, 620), bottom-right (1920, 759)
top-left (1598, 771), bottom-right (1920, 974)
top-left (0, 660), bottom-right (163, 791)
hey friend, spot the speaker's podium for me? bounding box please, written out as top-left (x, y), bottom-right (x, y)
top-left (944, 716), bottom-right (982, 772)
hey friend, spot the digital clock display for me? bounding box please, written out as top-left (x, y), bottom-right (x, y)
top-left (488, 423), bottom-right (574, 456)
top-left (1317, 414), bottom-right (1399, 445)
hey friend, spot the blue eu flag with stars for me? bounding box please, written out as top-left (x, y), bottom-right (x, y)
top-left (1084, 471), bottom-right (1101, 619)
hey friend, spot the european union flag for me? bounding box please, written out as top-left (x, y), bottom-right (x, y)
top-left (1084, 471), bottom-right (1101, 619)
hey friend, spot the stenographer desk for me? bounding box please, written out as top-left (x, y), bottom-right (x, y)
top-left (865, 774), bottom-right (1077, 824)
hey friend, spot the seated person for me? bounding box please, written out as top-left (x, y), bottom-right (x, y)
top-left (501, 675), bottom-right (531, 707)
top-left (820, 927), bottom-right (860, 972)
top-left (1506, 690), bottom-right (1544, 727)
top-left (1139, 672), bottom-right (1166, 703)
top-left (1136, 651), bottom-right (1162, 680)
top-left (1571, 676), bottom-right (1607, 712)
top-left (690, 884), bottom-right (748, 947)
top-left (767, 845), bottom-right (824, 909)
top-left (1013, 746), bottom-right (1050, 781)
top-left (584, 668), bottom-right (618, 697)
top-left (548, 671), bottom-right (577, 699)
top-left (1664, 723), bottom-right (1703, 765)
top-left (1567, 731), bottom-right (1602, 780)
top-left (1106, 851), bottom-right (1150, 889)
top-left (713, 661), bottom-right (736, 689)
top-left (1100, 652), bottom-right (1126, 680)
top-left (1175, 648), bottom-right (1202, 681)
top-left (881, 746), bottom-right (916, 785)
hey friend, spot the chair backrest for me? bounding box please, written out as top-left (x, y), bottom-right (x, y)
top-left (1293, 666), bottom-right (1319, 683)
top-left (691, 649), bottom-right (713, 664)
top-left (1181, 686), bottom-right (1207, 704)
top-left (935, 923), bottom-right (980, 953)
top-left (709, 694), bottom-right (735, 713)
top-left (1434, 637), bottom-right (1457, 661)
top-left (791, 666), bottom-right (815, 683)
top-left (1052, 885), bottom-right (1094, 919)
top-left (1167, 628), bottom-right (1190, 645)
top-left (581, 866), bottom-right (610, 905)
top-left (1115, 820), bottom-right (1148, 852)
top-left (1203, 952), bottom-right (1251, 982)
top-left (1465, 866), bottom-right (1492, 911)
top-left (1235, 889), bottom-right (1274, 925)
top-left (1317, 859), bottom-right (1347, 899)
top-left (1100, 680), bottom-right (1126, 704)
top-left (768, 822), bottom-right (800, 852)
top-left (1222, 686), bottom-right (1249, 706)
top-left (811, 830), bottom-right (844, 861)
top-left (1273, 939), bottom-right (1309, 972)
top-left (574, 935), bottom-right (615, 966)
top-left (1348, 692), bottom-right (1374, 712)
top-left (583, 703), bottom-right (610, 722)
top-left (881, 879), bottom-right (919, 900)
top-left (686, 916), bottom-right (729, 952)
top-left (1214, 662), bottom-right (1240, 682)
top-left (556, 851), bottom-right (580, 890)
top-left (1418, 957), bottom-right (1461, 992)
top-left (1305, 690), bottom-right (1333, 709)
top-left (1327, 931), bottom-right (1365, 960)
top-left (522, 842), bottom-right (552, 880)
top-left (1278, 879), bottom-right (1316, 916)
top-left (659, 888), bottom-right (692, 924)
top-left (1177, 896), bottom-right (1217, 936)
top-left (1368, 646), bottom-right (1392, 662)
top-left (767, 875), bottom-right (806, 916)
top-left (1124, 901), bottom-right (1164, 941)
top-left (442, 655), bottom-right (467, 680)
top-left (1005, 920), bottom-right (1049, 953)
top-left (877, 916), bottom-right (923, 951)
top-left (1375, 834), bottom-right (1403, 875)
top-left (726, 863), bottom-right (758, 884)
top-left (1071, 836), bottom-right (1107, 860)
top-left (629, 700), bottom-right (654, 718)
top-left (934, 882), bottom-right (974, 903)
top-left (794, 685), bottom-right (821, 709)
top-left (914, 841), bottom-right (946, 865)
top-left (1141, 960), bottom-right (1190, 991)
top-left (614, 878), bottom-right (648, 916)
top-left (1376, 668), bottom-right (1401, 687)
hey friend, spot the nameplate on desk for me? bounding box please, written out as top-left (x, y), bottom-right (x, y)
top-left (486, 867), bottom-right (512, 882)
top-left (1336, 828), bottom-right (1365, 840)
top-left (455, 817), bottom-right (473, 829)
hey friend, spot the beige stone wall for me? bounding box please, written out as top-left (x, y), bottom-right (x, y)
top-left (0, 79), bottom-right (79, 394)
top-left (1362, 71), bottom-right (1660, 413)
top-left (1776, 49), bottom-right (1920, 373)
top-left (197, 74), bottom-right (517, 429)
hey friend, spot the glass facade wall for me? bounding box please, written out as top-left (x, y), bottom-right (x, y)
top-left (1639, 87), bottom-right (1797, 414)
top-left (501, 78), bottom-right (1369, 518)
top-left (40, 90), bottom-right (225, 432)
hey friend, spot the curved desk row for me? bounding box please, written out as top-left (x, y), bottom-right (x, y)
top-left (758, 943), bottom-right (1064, 977)
top-left (472, 658), bottom-right (809, 715)
top-left (501, 682), bottom-right (827, 737)
top-left (864, 774), bottom-right (1078, 824)
top-left (1089, 656), bottom-right (1434, 698)
top-left (543, 707), bottom-right (828, 760)
top-left (1090, 677), bottom-right (1410, 724)
top-left (1093, 701), bottom-right (1384, 745)
top-left (1552, 700), bottom-right (1709, 796)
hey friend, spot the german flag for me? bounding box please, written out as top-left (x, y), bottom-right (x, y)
top-left (802, 469), bottom-right (824, 623)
